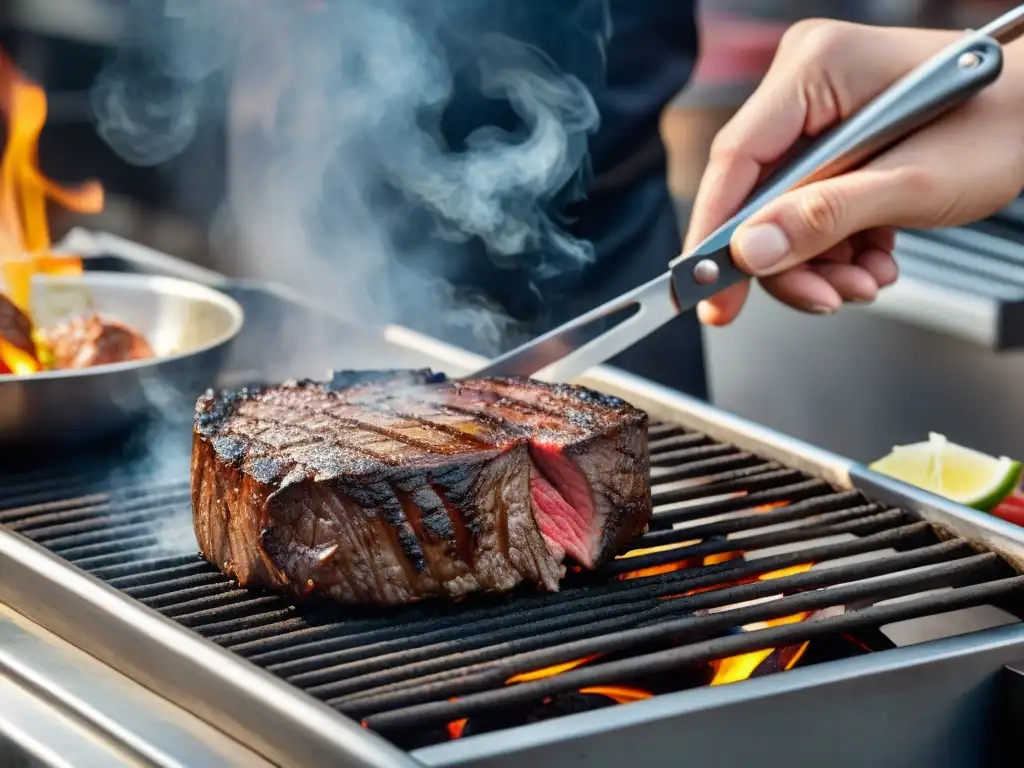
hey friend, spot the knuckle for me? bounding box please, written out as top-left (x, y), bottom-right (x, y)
top-left (779, 18), bottom-right (827, 49)
top-left (782, 19), bottom-right (852, 60)
top-left (893, 166), bottom-right (940, 202)
top-left (707, 130), bottom-right (743, 165)
top-left (797, 187), bottom-right (845, 237)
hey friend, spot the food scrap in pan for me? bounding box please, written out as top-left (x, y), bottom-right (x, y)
top-left (38, 314), bottom-right (155, 370)
top-left (0, 289), bottom-right (155, 374)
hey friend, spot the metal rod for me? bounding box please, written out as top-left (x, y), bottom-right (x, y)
top-left (340, 552), bottom-right (999, 716)
top-left (227, 519), bottom-right (929, 660)
top-left (655, 488), bottom-right (862, 536)
top-left (96, 554), bottom-right (202, 582)
top-left (653, 480), bottom-right (835, 525)
top-left (285, 543), bottom-right (977, 700)
top-left (651, 456), bottom-right (776, 486)
top-left (648, 433), bottom-right (713, 453)
top-left (629, 503), bottom-right (887, 560)
top-left (652, 467), bottom-right (801, 505)
top-left (363, 573), bottom-right (1024, 734)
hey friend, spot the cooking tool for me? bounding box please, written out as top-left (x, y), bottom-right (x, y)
top-left (0, 272), bottom-right (244, 448)
top-left (472, 4), bottom-right (1024, 382)
top-left (3, 237), bottom-right (1024, 768)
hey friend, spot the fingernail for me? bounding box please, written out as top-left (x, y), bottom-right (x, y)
top-left (696, 300), bottom-right (712, 324)
top-left (808, 304), bottom-right (836, 315)
top-left (734, 223), bottom-right (790, 274)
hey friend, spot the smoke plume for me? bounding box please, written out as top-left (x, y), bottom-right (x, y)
top-left (92, 0), bottom-right (607, 355)
top-left (89, 0), bottom-right (609, 559)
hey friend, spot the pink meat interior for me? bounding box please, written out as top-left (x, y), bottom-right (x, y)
top-left (528, 442), bottom-right (599, 568)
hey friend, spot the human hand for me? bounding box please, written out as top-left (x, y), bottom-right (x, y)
top-left (685, 20), bottom-right (1024, 325)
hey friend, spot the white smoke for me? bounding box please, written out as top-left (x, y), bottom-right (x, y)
top-left (89, 0), bottom-right (608, 558)
top-left (91, 0), bottom-right (606, 355)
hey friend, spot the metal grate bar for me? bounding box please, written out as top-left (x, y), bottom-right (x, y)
top-left (646, 423), bottom-right (684, 439)
top-left (363, 573), bottom-right (1024, 735)
top-left (280, 541), bottom-right (977, 701)
top-left (333, 550), bottom-right (1000, 717)
top-left (649, 444), bottom-right (737, 475)
top-left (94, 555), bottom-right (202, 582)
top-left (651, 465), bottom-right (801, 504)
top-left (5, 495), bottom-right (191, 536)
top-left (651, 454), bottom-right (767, 483)
top-left (653, 480), bottom-right (834, 524)
top-left (216, 518), bottom-right (926, 662)
top-left (252, 536), bottom-right (967, 679)
top-left (600, 509), bottom-right (911, 575)
top-left (651, 489), bottom-right (864, 539)
top-left (648, 433), bottom-right (711, 453)
top-left (0, 482), bottom-right (190, 524)
top-left (2, 417), bottom-right (1023, 752)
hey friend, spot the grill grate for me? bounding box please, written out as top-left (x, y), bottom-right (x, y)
top-left (2, 421), bottom-right (1023, 749)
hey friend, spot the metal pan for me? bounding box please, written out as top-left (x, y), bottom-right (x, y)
top-left (0, 272), bottom-right (244, 449)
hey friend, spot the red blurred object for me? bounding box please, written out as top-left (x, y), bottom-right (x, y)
top-left (991, 490), bottom-right (1024, 527)
top-left (692, 12), bottom-right (788, 86)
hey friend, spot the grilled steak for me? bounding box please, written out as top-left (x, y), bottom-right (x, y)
top-left (39, 314), bottom-right (154, 370)
top-left (191, 370), bottom-right (651, 605)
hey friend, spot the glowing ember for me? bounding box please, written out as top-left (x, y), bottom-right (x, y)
top-left (447, 718), bottom-right (467, 739)
top-left (0, 49), bottom-right (102, 323)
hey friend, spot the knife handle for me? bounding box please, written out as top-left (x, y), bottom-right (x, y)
top-left (669, 31), bottom-right (1005, 307)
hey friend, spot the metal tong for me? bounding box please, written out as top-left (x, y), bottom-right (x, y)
top-left (471, 4), bottom-right (1024, 382)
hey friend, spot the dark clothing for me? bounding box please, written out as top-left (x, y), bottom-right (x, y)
top-left (555, 1), bottom-right (705, 399)
top-left (399, 1), bottom-right (705, 397)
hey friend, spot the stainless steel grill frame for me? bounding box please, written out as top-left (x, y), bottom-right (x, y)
top-left (3, 233), bottom-right (1024, 768)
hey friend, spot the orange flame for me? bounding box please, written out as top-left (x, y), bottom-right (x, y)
top-left (480, 522), bottom-right (815, 735)
top-left (616, 539), bottom-right (702, 580)
top-left (506, 653), bottom-right (602, 685)
top-left (444, 686), bottom-right (654, 740)
top-left (616, 499), bottom-right (790, 581)
top-left (0, 50), bottom-right (102, 321)
top-left (709, 562), bottom-right (815, 685)
top-left (578, 686), bottom-right (653, 704)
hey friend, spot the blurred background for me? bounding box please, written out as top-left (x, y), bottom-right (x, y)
top-left (3, 0), bottom-right (1024, 463)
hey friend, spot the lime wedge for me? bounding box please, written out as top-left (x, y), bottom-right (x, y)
top-left (869, 432), bottom-right (1022, 511)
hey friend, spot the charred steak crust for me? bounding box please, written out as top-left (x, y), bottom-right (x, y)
top-left (192, 370), bottom-right (651, 605)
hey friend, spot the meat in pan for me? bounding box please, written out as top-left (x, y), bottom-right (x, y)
top-left (39, 314), bottom-right (155, 370)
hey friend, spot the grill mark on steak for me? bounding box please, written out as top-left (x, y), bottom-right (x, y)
top-left (192, 371), bottom-right (649, 606)
top-left (426, 482), bottom-right (476, 568)
top-left (387, 411), bottom-right (499, 449)
top-left (246, 417), bottom-right (394, 464)
top-left (243, 388), bottom-right (499, 458)
top-left (458, 384), bottom-right (578, 423)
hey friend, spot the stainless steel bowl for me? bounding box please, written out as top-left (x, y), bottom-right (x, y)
top-left (0, 272), bottom-right (244, 448)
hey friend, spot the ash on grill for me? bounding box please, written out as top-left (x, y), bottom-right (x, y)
top-left (2, 420), bottom-right (1023, 751)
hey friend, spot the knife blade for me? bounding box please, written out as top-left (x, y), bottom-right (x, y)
top-left (470, 4), bottom-right (1024, 382)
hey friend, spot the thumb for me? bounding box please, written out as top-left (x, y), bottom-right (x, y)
top-left (729, 167), bottom-right (922, 276)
